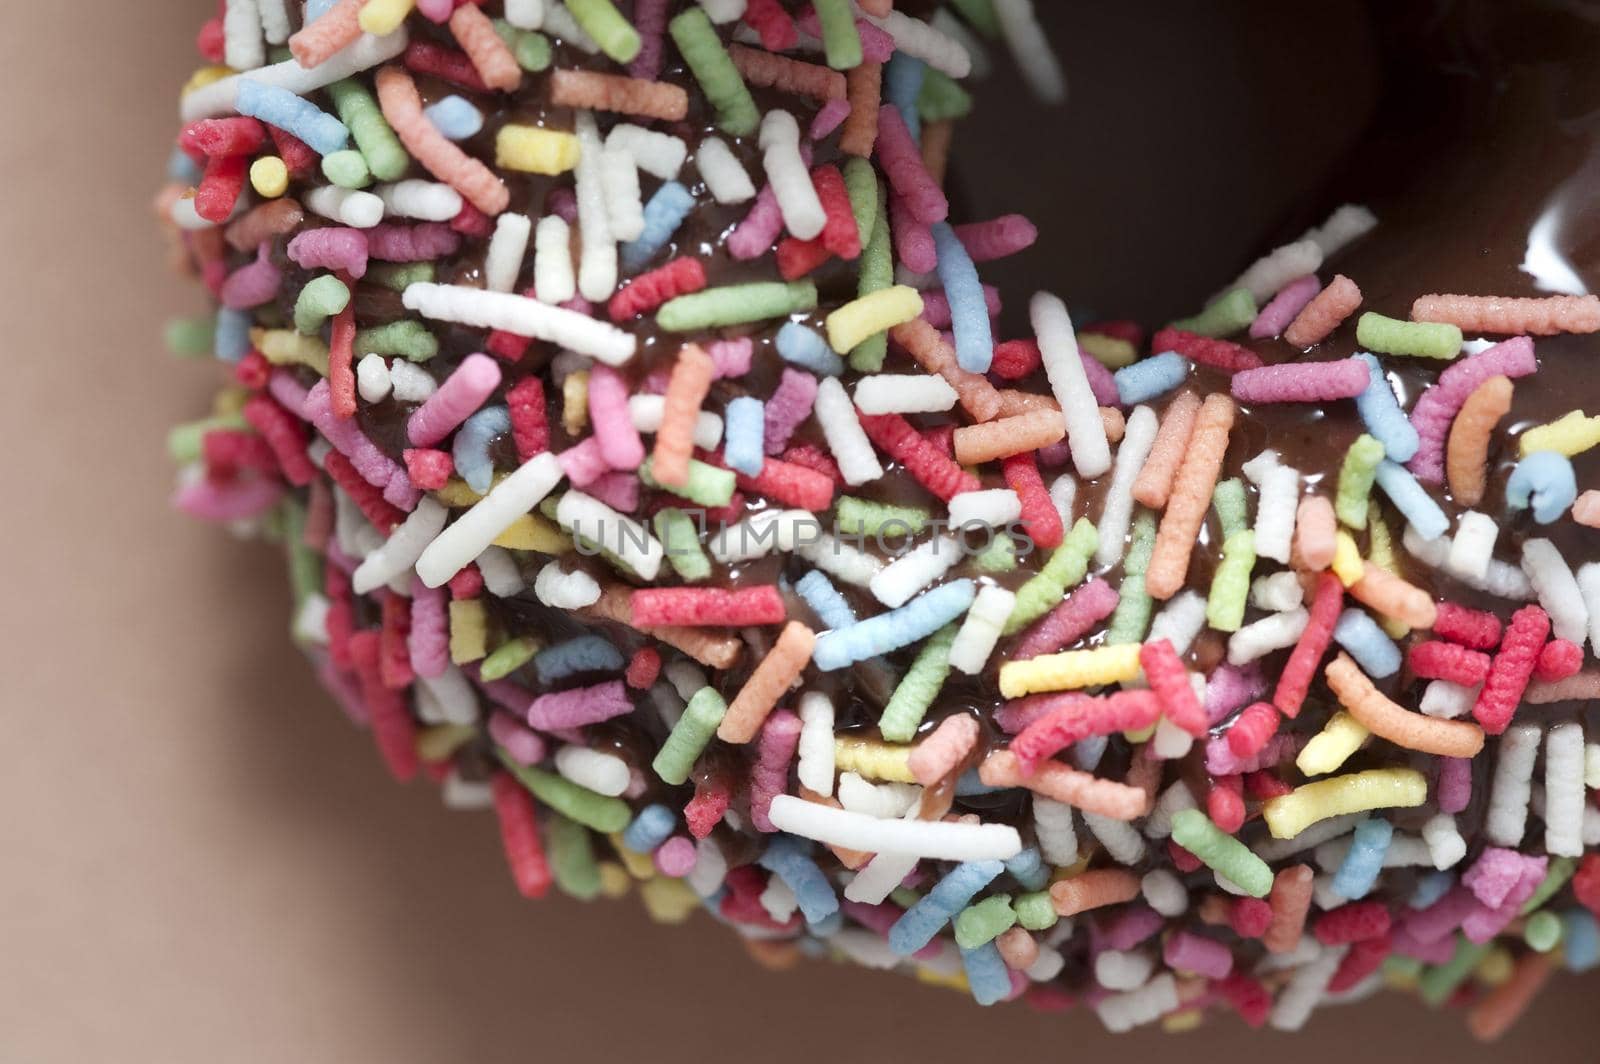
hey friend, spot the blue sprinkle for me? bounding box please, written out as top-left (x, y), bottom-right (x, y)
top-left (960, 942), bottom-right (1012, 1006)
top-left (304, 0), bottom-right (339, 20)
top-left (807, 910), bottom-right (844, 937)
top-left (1072, 734), bottom-right (1108, 771)
top-left (1004, 846), bottom-right (1049, 892)
top-left (533, 634), bottom-right (626, 684)
top-left (884, 52), bottom-right (926, 140)
top-left (1506, 451), bottom-right (1577, 524)
top-left (620, 181), bottom-right (696, 272)
top-left (1114, 351), bottom-right (1188, 405)
top-left (757, 834), bottom-right (840, 925)
top-left (931, 221), bottom-right (993, 373)
top-left (1563, 909), bottom-right (1600, 972)
top-left (423, 95), bottom-right (483, 142)
top-left (622, 803), bottom-right (675, 853)
top-left (1409, 870), bottom-right (1455, 910)
top-left (1353, 353), bottom-right (1419, 461)
top-left (167, 146), bottom-right (203, 184)
top-left (1374, 459), bottom-right (1449, 541)
top-left (452, 405), bottom-right (510, 494)
top-left (1332, 608), bottom-right (1401, 679)
top-left (956, 768), bottom-right (1005, 797)
top-left (215, 307), bottom-right (252, 363)
top-left (795, 569), bottom-right (857, 629)
top-left (1332, 817), bottom-right (1393, 900)
top-left (889, 859), bottom-right (1004, 955)
top-left (775, 321), bottom-right (844, 377)
top-left (813, 579), bottom-right (977, 671)
top-left (722, 395), bottom-right (765, 476)
top-left (235, 80), bottom-right (349, 157)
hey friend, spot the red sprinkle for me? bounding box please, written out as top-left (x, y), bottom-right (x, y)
top-left (1082, 319), bottom-right (1144, 347)
top-left (507, 375), bottom-right (550, 459)
top-left (1244, 770), bottom-right (1293, 800)
top-left (609, 256), bottom-right (707, 321)
top-left (858, 413), bottom-right (981, 501)
top-left (990, 338), bottom-right (1043, 380)
top-left (403, 38), bottom-right (491, 92)
top-left (1229, 897), bottom-right (1273, 939)
top-left (742, 0), bottom-right (799, 51)
top-left (1226, 701), bottom-right (1281, 759)
top-left (1432, 601), bottom-right (1503, 650)
top-left (180, 116), bottom-right (266, 159)
top-left (812, 164), bottom-right (861, 259)
top-left (626, 646), bottom-right (661, 689)
top-left (1002, 452), bottom-right (1064, 551)
top-left (234, 349), bottom-right (272, 390)
top-left (1328, 933), bottom-right (1391, 993)
top-left (1151, 327), bottom-right (1265, 374)
top-left (1534, 638), bottom-right (1584, 682)
top-left (1009, 690), bottom-right (1162, 774)
top-left (488, 285), bottom-right (540, 361)
top-left (490, 770), bottom-right (553, 899)
top-left (776, 235), bottom-right (833, 280)
top-left (242, 394), bottom-right (317, 486)
top-left (686, 774), bottom-right (733, 839)
top-left (267, 125), bottom-right (318, 176)
top-left (196, 16), bottom-right (226, 63)
top-left (733, 453), bottom-right (836, 511)
top-left (403, 447), bottom-right (454, 490)
top-left (1273, 572), bottom-right (1343, 718)
top-left (349, 629), bottom-right (419, 782)
top-left (778, 443), bottom-right (843, 484)
top-left (379, 591), bottom-right (414, 689)
top-left (1207, 775), bottom-right (1245, 834)
top-left (324, 561), bottom-right (354, 668)
top-left (451, 201), bottom-right (495, 238)
top-left (323, 450), bottom-right (404, 532)
top-left (1169, 839), bottom-right (1203, 873)
top-left (327, 293), bottom-right (358, 419)
top-left (194, 154), bottom-right (248, 224)
top-left (1215, 972), bottom-right (1272, 1027)
top-left (1473, 604), bottom-right (1551, 734)
top-left (448, 563), bottom-right (484, 600)
top-left (630, 586), bottom-right (788, 628)
top-left (202, 429), bottom-right (278, 479)
top-left (1408, 640), bottom-right (1492, 686)
top-left (1573, 854), bottom-right (1600, 918)
top-left (1139, 638), bottom-right (1206, 736)
top-left (1314, 901), bottom-right (1392, 945)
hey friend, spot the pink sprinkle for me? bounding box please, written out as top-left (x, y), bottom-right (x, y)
top-left (1407, 335), bottom-right (1537, 482)
top-left (749, 708), bottom-right (801, 833)
top-left (875, 105), bottom-right (947, 224)
top-left (1036, 440), bottom-right (1072, 467)
top-left (1230, 357), bottom-right (1371, 403)
top-left (488, 710), bottom-right (547, 765)
top-left (626, 0), bottom-right (669, 80)
top-left (1011, 578), bottom-right (1119, 659)
top-left (728, 183), bottom-right (785, 260)
top-left (763, 368), bottom-right (819, 455)
top-left (1077, 350), bottom-right (1121, 407)
top-left (286, 226), bottom-right (369, 279)
top-left (1248, 274), bottom-right (1320, 339)
top-left (407, 352), bottom-right (502, 446)
top-left (1164, 931), bottom-right (1234, 979)
top-left (1403, 885), bottom-right (1477, 944)
top-left (586, 365), bottom-right (645, 470)
top-left (1462, 856), bottom-right (1546, 943)
top-left (795, 9), bottom-right (894, 61)
top-left (1204, 732), bottom-right (1298, 776)
top-left (891, 192), bottom-right (937, 273)
top-left (546, 186), bottom-right (578, 224)
top-left (414, 0), bottom-right (456, 21)
top-left (994, 692), bottom-right (1088, 736)
top-left (526, 679), bottom-right (634, 730)
top-left (1463, 847), bottom-right (1531, 909)
top-left (366, 221), bottom-right (462, 263)
top-left (304, 378), bottom-right (410, 497)
top-left (953, 215), bottom-right (1038, 262)
top-left (1205, 662), bottom-right (1266, 726)
top-left (587, 470), bottom-right (640, 512)
top-left (557, 437), bottom-right (611, 488)
top-left (1437, 755), bottom-right (1472, 814)
top-left (267, 369), bottom-right (312, 418)
top-left (384, 467), bottom-right (422, 511)
top-left (919, 283), bottom-right (1001, 328)
top-left (708, 337), bottom-right (754, 379)
top-left (220, 243), bottom-right (282, 309)
top-left (407, 577), bottom-right (449, 678)
top-left (172, 474), bottom-right (283, 522)
top-left (1100, 904), bottom-right (1165, 950)
top-left (907, 713), bottom-right (979, 786)
top-left (810, 98), bottom-right (851, 140)
top-left (1390, 928), bottom-right (1457, 965)
top-left (654, 835), bottom-right (697, 877)
top-left (403, 447), bottom-right (454, 491)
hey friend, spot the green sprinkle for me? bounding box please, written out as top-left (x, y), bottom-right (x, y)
top-left (1418, 936), bottom-right (1490, 1006)
top-left (165, 316), bottom-right (215, 357)
top-left (566, 0), bottom-right (641, 62)
top-left (1169, 809), bottom-right (1272, 897)
top-left (974, 531), bottom-right (1018, 573)
top-left (918, 68), bottom-right (973, 122)
top-left (353, 320), bottom-right (439, 361)
top-left (653, 687), bottom-right (727, 785)
top-left (639, 456), bottom-right (736, 508)
top-left (954, 894), bottom-right (1016, 949)
top-left (498, 755), bottom-right (630, 833)
top-left (321, 149), bottom-right (371, 189)
top-left (480, 636), bottom-right (539, 681)
top-left (835, 496), bottom-right (930, 537)
top-left (294, 274), bottom-right (351, 335)
top-left (1004, 518), bottom-right (1098, 634)
top-left (669, 8), bottom-right (759, 136)
top-left (1171, 287), bottom-right (1257, 338)
top-left (1206, 529), bottom-right (1256, 633)
top-left (842, 157), bottom-right (880, 249)
top-left (949, 0), bottom-right (1001, 37)
top-left (1524, 910), bottom-right (1564, 952)
top-left (657, 281), bottom-right (818, 331)
top-left (1356, 312), bottom-right (1462, 360)
top-left (848, 208), bottom-right (893, 372)
top-left (1013, 891), bottom-right (1058, 931)
top-left (1382, 954), bottom-right (1424, 982)
top-left (888, 886), bottom-right (923, 910)
top-left (1334, 433), bottom-right (1386, 528)
top-left (878, 624), bottom-right (956, 742)
top-left (653, 508), bottom-right (712, 582)
top-left (417, 723), bottom-right (477, 762)
top-left (326, 78), bottom-right (409, 182)
top-left (547, 814), bottom-right (602, 900)
top-left (367, 262), bottom-right (435, 291)
top-left (1212, 477), bottom-right (1249, 539)
top-left (1520, 856), bottom-right (1577, 915)
top-left (280, 502), bottom-right (321, 606)
top-left (1107, 510), bottom-right (1157, 645)
top-left (493, 19), bottom-right (553, 71)
top-left (167, 413), bottom-right (246, 464)
top-left (813, 0), bottom-right (863, 69)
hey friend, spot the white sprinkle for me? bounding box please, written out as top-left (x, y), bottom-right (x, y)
top-left (441, 771), bottom-right (494, 811)
top-left (1254, 462), bottom-right (1301, 565)
top-left (356, 353), bottom-right (392, 403)
top-left (759, 110), bottom-right (826, 241)
top-left (1094, 405), bottom-right (1158, 567)
top-left (484, 212), bottom-right (532, 293)
top-left (686, 836), bottom-right (727, 898)
top-left (1095, 974), bottom-right (1178, 1034)
top-left (1148, 590), bottom-right (1207, 656)
top-left (1027, 943), bottom-right (1067, 983)
top-left (697, 0), bottom-right (748, 23)
top-left (948, 583), bottom-right (1015, 674)
top-left (1268, 946), bottom-right (1345, 1031)
top-left (533, 215), bottom-right (577, 305)
top-left (628, 394), bottom-right (723, 451)
top-left (1422, 814), bottom-right (1468, 870)
top-left (1486, 723), bottom-right (1542, 847)
top-left (573, 112), bottom-right (617, 301)
top-left (1142, 780), bottom-right (1196, 840)
top-left (387, 360), bottom-right (436, 402)
top-left (1083, 811), bottom-right (1145, 866)
top-left (992, 0), bottom-right (1065, 103)
top-left (1255, 813), bottom-right (1364, 862)
top-left (696, 136), bottom-right (757, 205)
top-left (796, 532), bottom-right (884, 587)
top-left (796, 691), bottom-right (836, 797)
top-left (533, 561), bottom-right (601, 610)
top-left (556, 491), bottom-right (663, 581)
top-left (181, 27), bottom-right (410, 122)
top-left (223, 0), bottom-right (266, 72)
top-left (352, 497), bottom-right (448, 594)
top-left (1298, 204), bottom-right (1378, 259)
top-left (948, 489), bottom-right (1022, 530)
top-left (292, 592), bottom-right (330, 645)
top-left (709, 509), bottom-right (820, 564)
top-left (929, 8), bottom-right (991, 79)
top-left (1251, 571), bottom-right (1305, 613)
top-left (599, 144), bottom-right (645, 242)
top-left (814, 376), bottom-right (884, 485)
top-left (1095, 949), bottom-right (1154, 992)
top-left (853, 374), bottom-right (958, 415)
top-left (417, 665), bottom-right (476, 725)
top-left (542, 3), bottom-right (600, 53)
top-left (555, 744), bottom-right (631, 797)
top-left (1578, 563), bottom-right (1600, 652)
top-left (1141, 868), bottom-right (1188, 917)
top-left (1545, 721), bottom-right (1587, 857)
top-left (1447, 509), bottom-right (1498, 583)
top-left (475, 545), bottom-right (525, 597)
top-left (1419, 679), bottom-right (1478, 720)
top-left (1586, 742), bottom-right (1600, 790)
top-left (257, 0), bottom-right (292, 44)
top-left (1033, 796), bottom-right (1078, 864)
top-left (1048, 474), bottom-right (1077, 528)
top-left (414, 453), bottom-right (564, 587)
top-left (767, 794), bottom-right (1021, 860)
top-left (844, 845), bottom-right (921, 904)
top-left (505, 0), bottom-right (545, 30)
top-left (375, 179), bottom-right (463, 221)
top-left (861, 8), bottom-right (972, 79)
top-left (837, 772), bottom-right (922, 819)
top-left (304, 184), bottom-right (385, 229)
top-left (402, 283), bottom-right (636, 365)
top-left (1523, 538), bottom-right (1590, 647)
top-left (1031, 292), bottom-right (1110, 477)
top-left (1403, 523), bottom-right (1532, 599)
top-left (605, 124), bottom-right (687, 181)
top-left (870, 535), bottom-right (961, 608)
top-left (1151, 717), bottom-right (1194, 760)
top-left (1227, 239), bottom-right (1324, 303)
top-left (1227, 607), bottom-right (1310, 666)
top-left (759, 874), bottom-right (799, 922)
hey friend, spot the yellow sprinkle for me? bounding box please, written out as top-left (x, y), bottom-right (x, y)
top-left (213, 385), bottom-right (250, 418)
top-left (1079, 332), bottom-right (1138, 369)
top-left (358, 0), bottom-right (415, 34)
top-left (448, 599), bottom-right (488, 664)
top-left (1161, 1009), bottom-right (1205, 1034)
top-left (638, 876), bottom-right (699, 923)
top-left (825, 285), bottom-right (924, 353)
top-left (1519, 410), bottom-right (1600, 458)
top-left (1383, 965), bottom-right (1419, 991)
top-left (563, 369), bottom-right (590, 436)
top-left (1476, 947), bottom-right (1516, 986)
top-left (497, 125), bottom-right (582, 175)
top-left (415, 723), bottom-right (477, 762)
top-left (249, 156), bottom-right (289, 198)
top-left (1049, 854), bottom-right (1095, 882)
top-left (1331, 530), bottom-right (1365, 587)
top-left (1123, 724), bottom-right (1156, 743)
top-left (596, 861), bottom-right (632, 898)
top-left (434, 479), bottom-right (487, 507)
top-left (181, 65), bottom-right (233, 96)
top-left (492, 512), bottom-right (571, 553)
top-left (609, 833), bottom-right (657, 880)
top-left (915, 965), bottom-right (970, 992)
top-left (1365, 513), bottom-right (1409, 638)
top-left (1261, 767), bottom-right (1427, 839)
top-left (1295, 711), bottom-right (1371, 776)
top-left (833, 735), bottom-right (918, 783)
top-left (998, 643), bottom-right (1142, 698)
top-left (251, 327), bottom-right (330, 376)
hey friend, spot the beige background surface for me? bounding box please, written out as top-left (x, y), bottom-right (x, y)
top-left (3, 2), bottom-right (1596, 1062)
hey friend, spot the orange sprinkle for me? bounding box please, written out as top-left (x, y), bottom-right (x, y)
top-left (548, 69), bottom-right (690, 122)
top-left (840, 62), bottom-right (882, 157)
top-left (907, 712), bottom-right (979, 786)
top-left (449, 3), bottom-right (524, 93)
top-left (952, 408), bottom-right (1064, 465)
top-left (1283, 274), bottom-right (1362, 347)
top-left (718, 621), bottom-right (816, 744)
top-left (1147, 393), bottom-right (1236, 599)
top-left (652, 343), bottom-right (715, 489)
top-left (374, 65), bottom-right (509, 216)
top-left (1049, 868), bottom-right (1142, 917)
top-left (1132, 389), bottom-right (1200, 510)
top-left (857, 0), bottom-right (893, 14)
top-left (728, 43), bottom-right (847, 101)
top-left (1573, 489), bottom-right (1600, 527)
top-left (1349, 563), bottom-right (1437, 630)
top-left (580, 584), bottom-right (742, 669)
top-left (1446, 374), bottom-right (1513, 507)
top-left (1467, 952), bottom-right (1552, 1041)
top-left (744, 937), bottom-right (802, 970)
top-left (1411, 293), bottom-right (1600, 336)
top-left (225, 198), bottom-right (304, 253)
top-left (891, 318), bottom-right (1003, 421)
top-left (977, 750), bottom-right (1150, 820)
top-left (995, 926), bottom-right (1039, 970)
top-left (288, 0), bottom-right (363, 69)
top-left (920, 118), bottom-right (954, 186)
top-left (1326, 653), bottom-right (1484, 757)
top-left (1291, 495), bottom-right (1337, 571)
top-left (1262, 864), bottom-right (1314, 953)
top-left (988, 392), bottom-right (1125, 442)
